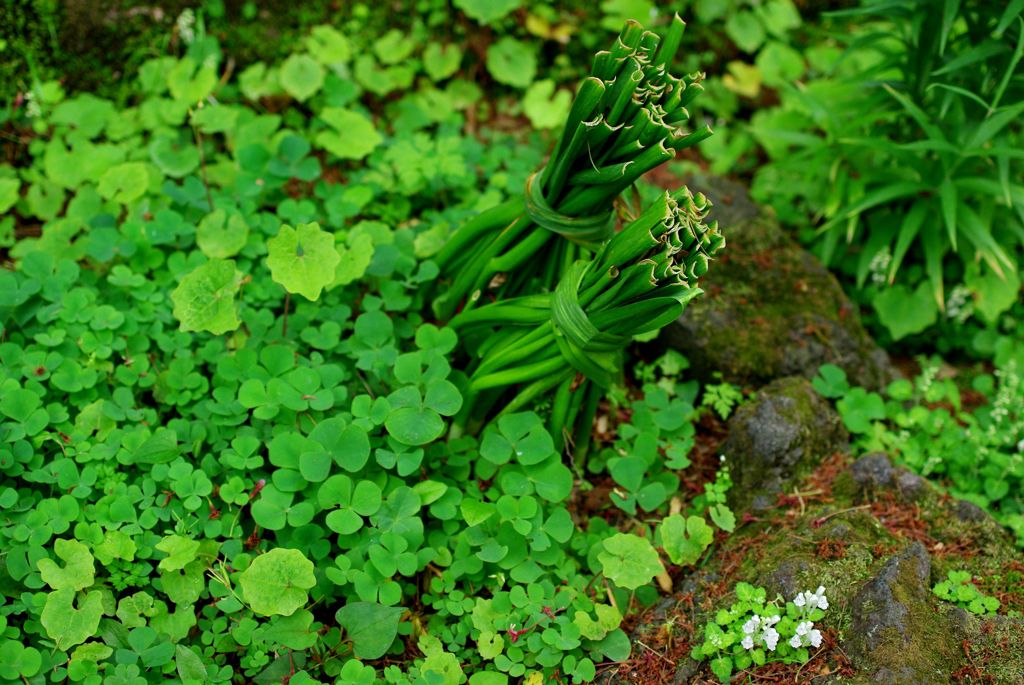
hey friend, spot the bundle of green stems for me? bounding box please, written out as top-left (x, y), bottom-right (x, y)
top-left (433, 14), bottom-right (711, 321)
top-left (448, 187), bottom-right (724, 456)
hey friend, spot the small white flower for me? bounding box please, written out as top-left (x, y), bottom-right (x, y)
top-left (763, 627), bottom-right (780, 651)
top-left (741, 635), bottom-right (754, 650)
top-left (763, 615), bottom-right (780, 627)
top-left (176, 8), bottom-right (196, 44)
top-left (807, 586), bottom-right (828, 611)
top-left (742, 616), bottom-right (760, 635)
top-left (793, 593), bottom-right (806, 607)
top-left (790, 621), bottom-right (823, 649)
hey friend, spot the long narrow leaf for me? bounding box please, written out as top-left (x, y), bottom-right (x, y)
top-left (940, 177), bottom-right (958, 251)
top-left (996, 0), bottom-right (1024, 37)
top-left (920, 227), bottom-right (947, 310)
top-left (832, 181), bottom-right (929, 225)
top-left (958, 202), bottom-right (1014, 276)
top-left (889, 200), bottom-right (929, 283)
top-left (926, 82), bottom-right (990, 110)
top-left (939, 0), bottom-right (960, 55)
top-left (968, 102), bottom-right (1024, 149)
top-left (882, 84), bottom-right (947, 143)
top-left (990, 16), bottom-right (1024, 111)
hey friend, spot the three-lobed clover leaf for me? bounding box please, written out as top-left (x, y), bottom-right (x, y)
top-left (238, 548), bottom-right (315, 617)
top-left (266, 222), bottom-right (341, 301)
top-left (170, 259), bottom-right (243, 334)
top-left (597, 533), bottom-right (665, 590)
top-left (479, 412), bottom-right (555, 466)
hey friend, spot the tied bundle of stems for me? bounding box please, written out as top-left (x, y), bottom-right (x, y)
top-left (448, 187), bottom-right (724, 456)
top-left (433, 14), bottom-right (711, 321)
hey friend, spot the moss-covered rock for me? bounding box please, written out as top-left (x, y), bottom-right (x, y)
top-left (722, 376), bottom-right (847, 512)
top-left (614, 451), bottom-right (1024, 684)
top-left (660, 174), bottom-right (895, 391)
top-left (847, 542), bottom-right (965, 684)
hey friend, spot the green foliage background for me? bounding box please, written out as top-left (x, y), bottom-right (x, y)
top-left (1, 1), bottom-right (1022, 683)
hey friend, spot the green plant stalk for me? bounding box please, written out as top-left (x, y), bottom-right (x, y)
top-left (450, 187), bottom-right (724, 450)
top-left (435, 14), bottom-right (711, 321)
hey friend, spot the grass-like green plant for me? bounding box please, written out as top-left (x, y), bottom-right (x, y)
top-left (433, 15), bottom-right (712, 320)
top-left (449, 187), bottom-right (723, 453)
top-left (749, 1), bottom-right (1024, 339)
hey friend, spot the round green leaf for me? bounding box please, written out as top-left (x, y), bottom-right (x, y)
top-left (97, 162), bottom-right (148, 204)
top-left (597, 533), bottom-right (664, 590)
top-left (238, 548), bottom-right (315, 617)
top-left (170, 259), bottom-right (243, 334)
top-left (658, 515), bottom-right (714, 566)
top-left (266, 222), bottom-right (340, 301)
top-left (149, 136), bottom-right (199, 178)
top-left (454, 0), bottom-right (521, 23)
top-left (41, 589), bottom-right (104, 650)
top-left (38, 538), bottom-right (95, 591)
top-left (279, 54), bottom-right (325, 101)
top-left (196, 209), bottom-right (249, 259)
top-left (336, 602), bottom-right (405, 659)
top-left (486, 37), bottom-right (537, 89)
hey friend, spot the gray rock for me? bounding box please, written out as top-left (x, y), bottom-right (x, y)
top-left (954, 499), bottom-right (989, 523)
top-left (763, 558), bottom-right (810, 600)
top-left (850, 453), bottom-right (928, 502)
top-left (722, 376), bottom-right (847, 512)
top-left (894, 469), bottom-right (927, 501)
top-left (850, 542), bottom-right (931, 654)
top-left (660, 174), bottom-right (896, 391)
top-left (851, 452), bottom-right (896, 489)
top-left (848, 542), bottom-right (965, 684)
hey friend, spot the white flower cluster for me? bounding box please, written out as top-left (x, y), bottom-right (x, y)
top-left (24, 91), bottom-right (41, 119)
top-left (790, 620), bottom-right (823, 649)
top-left (176, 8), bottom-right (197, 45)
top-left (945, 284), bottom-right (974, 323)
top-left (740, 586), bottom-right (829, 653)
top-left (793, 585), bottom-right (829, 611)
top-left (869, 247), bottom-right (892, 285)
top-left (740, 614), bottom-right (780, 651)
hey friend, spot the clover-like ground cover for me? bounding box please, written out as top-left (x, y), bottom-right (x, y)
top-left (0, 14), bottom-right (738, 685)
top-left (3, 3), bottom-right (1024, 685)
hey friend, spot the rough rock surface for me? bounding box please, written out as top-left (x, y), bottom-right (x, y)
top-left (847, 542), bottom-right (964, 685)
top-left (610, 453), bottom-right (1024, 685)
top-left (851, 452), bottom-right (927, 501)
top-left (721, 376), bottom-right (847, 512)
top-left (661, 174), bottom-right (895, 391)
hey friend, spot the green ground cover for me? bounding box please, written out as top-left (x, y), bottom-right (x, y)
top-left (1, 1), bottom-right (1022, 683)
